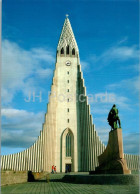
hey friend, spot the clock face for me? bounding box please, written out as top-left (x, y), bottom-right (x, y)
top-left (66, 61), bottom-right (71, 66)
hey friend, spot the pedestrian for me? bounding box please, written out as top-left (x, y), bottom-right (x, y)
top-left (51, 165), bottom-right (54, 173)
top-left (65, 165), bottom-right (68, 173)
top-left (54, 166), bottom-right (56, 173)
top-left (68, 165), bottom-right (70, 173)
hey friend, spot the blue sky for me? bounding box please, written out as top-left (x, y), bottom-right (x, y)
top-left (1, 0), bottom-right (139, 155)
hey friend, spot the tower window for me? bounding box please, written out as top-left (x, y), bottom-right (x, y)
top-left (67, 89), bottom-right (69, 92)
top-left (67, 80), bottom-right (69, 83)
top-left (67, 108), bottom-right (69, 112)
top-left (67, 119), bottom-right (69, 123)
top-left (67, 99), bottom-right (69, 102)
top-left (66, 132), bottom-right (71, 157)
top-left (66, 45), bottom-right (69, 55)
top-left (67, 71), bottom-right (69, 74)
top-left (61, 47), bottom-right (64, 54)
top-left (72, 48), bottom-right (75, 55)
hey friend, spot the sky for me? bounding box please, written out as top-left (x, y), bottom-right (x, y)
top-left (1, 0), bottom-right (139, 155)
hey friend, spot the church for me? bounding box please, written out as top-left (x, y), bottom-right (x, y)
top-left (1, 16), bottom-right (139, 173)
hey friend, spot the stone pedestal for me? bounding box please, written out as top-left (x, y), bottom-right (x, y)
top-left (91, 128), bottom-right (131, 174)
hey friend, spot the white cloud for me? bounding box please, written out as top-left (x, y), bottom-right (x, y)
top-left (109, 46), bottom-right (139, 60)
top-left (107, 76), bottom-right (140, 94)
top-left (80, 60), bottom-right (89, 71)
top-left (31, 48), bottom-right (54, 62)
top-left (2, 39), bottom-right (55, 105)
top-left (90, 44), bottom-right (139, 70)
top-left (36, 68), bottom-right (53, 78)
top-left (2, 108), bottom-right (36, 118)
top-left (1, 108), bottom-right (45, 148)
top-left (114, 95), bottom-right (131, 109)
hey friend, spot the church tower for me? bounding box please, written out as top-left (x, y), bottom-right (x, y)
top-left (42, 15), bottom-right (80, 172)
top-left (42, 15), bottom-right (105, 172)
top-left (1, 16), bottom-right (138, 173)
top-left (55, 15), bottom-right (79, 172)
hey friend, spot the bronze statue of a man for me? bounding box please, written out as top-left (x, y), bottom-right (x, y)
top-left (107, 104), bottom-right (121, 130)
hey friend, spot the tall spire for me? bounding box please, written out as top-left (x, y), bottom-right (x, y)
top-left (57, 16), bottom-right (79, 53)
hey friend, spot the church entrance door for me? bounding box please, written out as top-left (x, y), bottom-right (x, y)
top-left (66, 164), bottom-right (71, 172)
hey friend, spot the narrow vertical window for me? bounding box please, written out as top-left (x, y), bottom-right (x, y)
top-left (72, 48), bottom-right (75, 55)
top-left (61, 47), bottom-right (64, 54)
top-left (67, 71), bottom-right (69, 74)
top-left (67, 108), bottom-right (69, 112)
top-left (66, 132), bottom-right (71, 157)
top-left (67, 119), bottom-right (69, 123)
top-left (67, 80), bottom-right (69, 83)
top-left (66, 45), bottom-right (69, 55)
top-left (67, 89), bottom-right (69, 92)
top-left (67, 99), bottom-right (69, 102)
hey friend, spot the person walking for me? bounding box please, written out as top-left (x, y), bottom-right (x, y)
top-left (51, 165), bottom-right (54, 173)
top-left (65, 165), bottom-right (68, 173)
top-left (54, 166), bottom-right (56, 173)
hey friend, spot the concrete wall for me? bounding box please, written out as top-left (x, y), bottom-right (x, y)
top-left (1, 135), bottom-right (44, 172)
top-left (1, 171), bottom-right (27, 186)
top-left (124, 154), bottom-right (139, 171)
top-left (76, 64), bottom-right (106, 171)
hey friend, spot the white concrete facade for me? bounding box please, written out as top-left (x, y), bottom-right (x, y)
top-left (1, 17), bottom-right (139, 173)
top-left (43, 17), bottom-right (80, 172)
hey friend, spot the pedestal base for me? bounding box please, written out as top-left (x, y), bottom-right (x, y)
top-left (91, 129), bottom-right (131, 175)
top-left (91, 159), bottom-right (131, 174)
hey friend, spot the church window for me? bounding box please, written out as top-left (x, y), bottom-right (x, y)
top-left (67, 71), bottom-right (69, 74)
top-left (67, 99), bottom-right (69, 102)
top-left (67, 80), bottom-right (69, 83)
top-left (67, 108), bottom-right (69, 112)
top-left (67, 89), bottom-right (69, 92)
top-left (66, 45), bottom-right (69, 55)
top-left (72, 48), bottom-right (75, 55)
top-left (66, 132), bottom-right (71, 157)
top-left (61, 47), bottom-right (64, 54)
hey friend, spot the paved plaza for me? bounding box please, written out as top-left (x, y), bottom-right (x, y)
top-left (1, 173), bottom-right (139, 194)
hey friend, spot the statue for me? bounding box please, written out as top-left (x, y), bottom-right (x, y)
top-left (107, 104), bottom-right (121, 130)
top-left (90, 104), bottom-right (131, 175)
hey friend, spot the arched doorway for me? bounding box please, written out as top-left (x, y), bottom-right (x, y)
top-left (61, 128), bottom-right (74, 172)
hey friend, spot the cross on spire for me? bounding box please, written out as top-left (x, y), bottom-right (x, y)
top-left (66, 14), bottom-right (69, 18)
